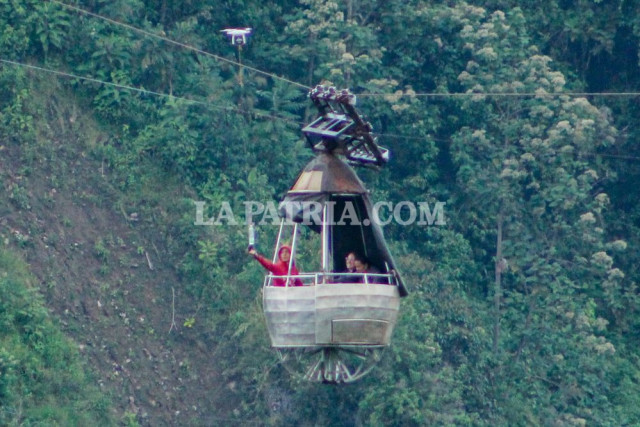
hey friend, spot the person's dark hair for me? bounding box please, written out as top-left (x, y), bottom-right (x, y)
top-left (353, 253), bottom-right (369, 266)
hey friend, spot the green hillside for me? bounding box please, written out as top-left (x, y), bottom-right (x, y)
top-left (1, 0), bottom-right (640, 425)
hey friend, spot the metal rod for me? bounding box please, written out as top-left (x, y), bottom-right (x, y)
top-left (287, 223), bottom-right (299, 285)
top-left (322, 203), bottom-right (330, 272)
top-left (273, 218), bottom-right (285, 263)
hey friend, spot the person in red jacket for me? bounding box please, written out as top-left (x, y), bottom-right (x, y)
top-left (248, 245), bottom-right (303, 286)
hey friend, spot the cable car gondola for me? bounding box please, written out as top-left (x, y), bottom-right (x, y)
top-left (259, 85), bottom-right (408, 383)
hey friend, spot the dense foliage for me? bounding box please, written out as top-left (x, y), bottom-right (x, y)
top-left (1, 0), bottom-right (640, 425)
top-left (0, 248), bottom-right (112, 424)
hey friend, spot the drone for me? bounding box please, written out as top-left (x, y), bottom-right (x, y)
top-left (221, 28), bottom-right (253, 46)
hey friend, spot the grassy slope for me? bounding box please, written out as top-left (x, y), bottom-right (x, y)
top-left (0, 80), bottom-right (239, 425)
top-left (0, 246), bottom-right (114, 425)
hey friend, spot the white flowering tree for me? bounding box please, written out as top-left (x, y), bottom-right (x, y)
top-left (280, 0), bottom-right (384, 88)
top-left (449, 5), bottom-right (625, 424)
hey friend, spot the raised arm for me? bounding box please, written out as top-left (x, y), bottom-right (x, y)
top-left (249, 248), bottom-right (277, 273)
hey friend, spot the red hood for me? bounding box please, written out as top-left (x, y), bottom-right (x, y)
top-left (278, 245), bottom-right (292, 261)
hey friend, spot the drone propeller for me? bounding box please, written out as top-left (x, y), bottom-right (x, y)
top-left (220, 28), bottom-right (253, 46)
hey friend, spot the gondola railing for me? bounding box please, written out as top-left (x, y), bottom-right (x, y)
top-left (262, 272), bottom-right (396, 287)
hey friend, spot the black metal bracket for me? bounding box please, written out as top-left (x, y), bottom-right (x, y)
top-left (302, 85), bottom-right (389, 168)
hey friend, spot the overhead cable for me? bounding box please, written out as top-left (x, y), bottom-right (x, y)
top-left (49, 0), bottom-right (311, 91)
top-left (0, 58), bottom-right (304, 126)
top-left (50, 1), bottom-right (640, 100)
